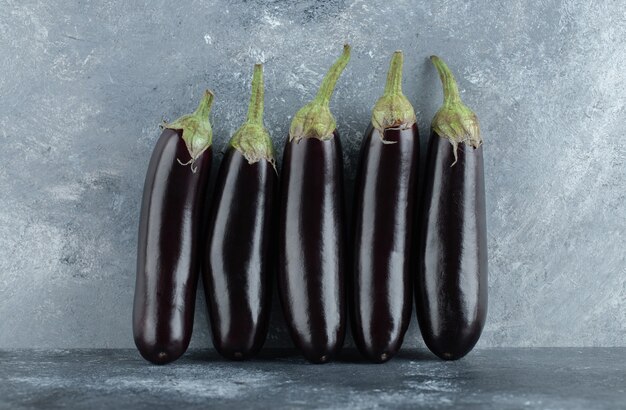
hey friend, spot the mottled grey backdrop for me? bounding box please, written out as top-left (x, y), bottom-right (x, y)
top-left (1, 0), bottom-right (624, 349)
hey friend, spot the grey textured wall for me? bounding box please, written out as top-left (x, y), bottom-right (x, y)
top-left (1, 0), bottom-right (624, 349)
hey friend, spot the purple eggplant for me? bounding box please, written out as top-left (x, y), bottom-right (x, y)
top-left (278, 45), bottom-right (351, 364)
top-left (134, 91), bottom-right (214, 365)
top-left (416, 56), bottom-right (487, 360)
top-left (352, 51), bottom-right (419, 363)
top-left (203, 64), bottom-right (276, 360)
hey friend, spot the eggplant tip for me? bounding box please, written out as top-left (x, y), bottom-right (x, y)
top-left (146, 350), bottom-right (176, 365)
top-left (441, 352), bottom-right (456, 360)
top-left (305, 353), bottom-right (332, 364)
top-left (437, 350), bottom-right (469, 361)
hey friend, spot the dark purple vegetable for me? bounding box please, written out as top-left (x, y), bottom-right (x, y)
top-left (351, 51), bottom-right (418, 363)
top-left (278, 45), bottom-right (350, 364)
top-left (133, 91), bottom-right (214, 365)
top-left (203, 64), bottom-right (276, 360)
top-left (416, 56), bottom-right (487, 360)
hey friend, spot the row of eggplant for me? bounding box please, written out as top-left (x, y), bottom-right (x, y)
top-left (133, 44), bottom-right (487, 365)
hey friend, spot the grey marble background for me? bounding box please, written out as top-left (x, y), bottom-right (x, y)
top-left (0, 0), bottom-right (624, 349)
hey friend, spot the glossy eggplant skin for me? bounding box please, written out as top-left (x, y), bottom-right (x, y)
top-left (351, 124), bottom-right (419, 363)
top-left (416, 132), bottom-right (487, 360)
top-left (134, 128), bottom-right (211, 365)
top-left (278, 133), bottom-right (347, 364)
top-left (203, 147), bottom-right (276, 360)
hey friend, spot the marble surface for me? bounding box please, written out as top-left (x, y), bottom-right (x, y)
top-left (0, 0), bottom-right (625, 349)
top-left (2, 348), bottom-right (625, 409)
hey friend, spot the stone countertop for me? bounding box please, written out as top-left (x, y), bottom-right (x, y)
top-left (1, 348), bottom-right (624, 409)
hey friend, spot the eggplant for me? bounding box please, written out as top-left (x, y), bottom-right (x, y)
top-left (416, 56), bottom-right (487, 360)
top-left (203, 64), bottom-right (276, 360)
top-left (278, 45), bottom-right (351, 364)
top-left (133, 91), bottom-right (214, 365)
top-left (351, 51), bottom-right (419, 363)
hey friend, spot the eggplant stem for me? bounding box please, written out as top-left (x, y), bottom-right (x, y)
top-left (289, 45), bottom-right (351, 141)
top-left (371, 50), bottom-right (416, 134)
top-left (313, 44), bottom-right (351, 107)
top-left (193, 90), bottom-right (215, 120)
top-left (229, 64), bottom-right (275, 165)
top-left (430, 55), bottom-right (482, 164)
top-left (163, 90), bottom-right (215, 164)
top-left (431, 56), bottom-right (461, 106)
top-left (246, 64), bottom-right (264, 125)
top-left (384, 51), bottom-right (403, 96)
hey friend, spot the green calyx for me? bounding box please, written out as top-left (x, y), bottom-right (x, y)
top-left (163, 89), bottom-right (214, 172)
top-left (430, 55), bottom-right (481, 166)
top-left (371, 50), bottom-right (416, 139)
top-left (230, 64), bottom-right (275, 169)
top-left (289, 44), bottom-right (351, 142)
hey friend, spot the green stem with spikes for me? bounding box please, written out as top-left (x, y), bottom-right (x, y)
top-left (163, 90), bottom-right (214, 172)
top-left (289, 44), bottom-right (351, 142)
top-left (371, 50), bottom-right (416, 136)
top-left (430, 55), bottom-right (481, 166)
top-left (230, 64), bottom-right (275, 167)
